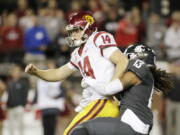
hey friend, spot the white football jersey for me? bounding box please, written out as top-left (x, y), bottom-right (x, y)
top-left (67, 31), bottom-right (119, 111)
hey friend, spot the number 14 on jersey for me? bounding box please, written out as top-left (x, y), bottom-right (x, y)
top-left (78, 56), bottom-right (96, 79)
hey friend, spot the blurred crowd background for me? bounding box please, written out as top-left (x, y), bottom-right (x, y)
top-left (0, 0), bottom-right (179, 135)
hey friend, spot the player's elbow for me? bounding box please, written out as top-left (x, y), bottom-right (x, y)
top-left (103, 79), bottom-right (124, 96)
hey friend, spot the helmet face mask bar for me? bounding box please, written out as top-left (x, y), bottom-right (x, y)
top-left (65, 22), bottom-right (90, 47)
top-left (65, 12), bottom-right (96, 47)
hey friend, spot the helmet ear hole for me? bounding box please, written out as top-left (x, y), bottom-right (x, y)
top-left (127, 54), bottom-right (131, 59)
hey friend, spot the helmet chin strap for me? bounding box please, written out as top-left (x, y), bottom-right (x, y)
top-left (82, 22), bottom-right (90, 36)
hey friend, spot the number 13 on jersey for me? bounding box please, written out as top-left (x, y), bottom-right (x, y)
top-left (78, 56), bottom-right (96, 79)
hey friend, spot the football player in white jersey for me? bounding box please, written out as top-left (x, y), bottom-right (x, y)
top-left (25, 11), bottom-right (128, 135)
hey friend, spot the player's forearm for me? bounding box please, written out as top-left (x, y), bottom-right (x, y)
top-left (101, 79), bottom-right (123, 96)
top-left (120, 71), bottom-right (140, 88)
top-left (101, 72), bottom-right (138, 95)
top-left (111, 57), bottom-right (129, 80)
top-left (84, 71), bottom-right (139, 96)
top-left (35, 69), bottom-right (63, 82)
top-left (35, 65), bottom-right (74, 82)
top-left (84, 78), bottom-right (123, 96)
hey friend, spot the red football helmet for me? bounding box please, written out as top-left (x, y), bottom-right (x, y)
top-left (65, 11), bottom-right (97, 47)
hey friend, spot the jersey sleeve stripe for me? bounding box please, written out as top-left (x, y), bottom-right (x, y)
top-left (70, 61), bottom-right (79, 70)
top-left (99, 44), bottom-right (117, 49)
top-left (99, 44), bottom-right (117, 57)
top-left (93, 31), bottom-right (107, 46)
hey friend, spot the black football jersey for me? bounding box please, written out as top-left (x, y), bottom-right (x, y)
top-left (116, 59), bottom-right (154, 125)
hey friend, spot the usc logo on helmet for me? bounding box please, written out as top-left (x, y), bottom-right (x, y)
top-left (83, 15), bottom-right (94, 25)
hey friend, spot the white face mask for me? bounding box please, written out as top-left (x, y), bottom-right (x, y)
top-left (65, 34), bottom-right (87, 47)
top-left (65, 23), bottom-right (90, 47)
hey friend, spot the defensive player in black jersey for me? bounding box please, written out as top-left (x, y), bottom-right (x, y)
top-left (69, 44), bottom-right (173, 135)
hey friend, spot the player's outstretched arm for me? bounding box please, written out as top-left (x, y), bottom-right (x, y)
top-left (25, 63), bottom-right (75, 82)
top-left (82, 71), bottom-right (141, 96)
